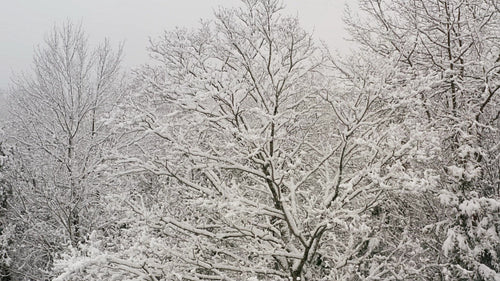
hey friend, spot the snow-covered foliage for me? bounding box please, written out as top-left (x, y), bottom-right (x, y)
top-left (1, 23), bottom-right (124, 280)
top-left (1, 0), bottom-right (498, 280)
top-left (346, 0), bottom-right (500, 279)
top-left (53, 1), bottom-right (462, 280)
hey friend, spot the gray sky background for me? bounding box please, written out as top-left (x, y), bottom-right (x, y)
top-left (0, 0), bottom-right (350, 93)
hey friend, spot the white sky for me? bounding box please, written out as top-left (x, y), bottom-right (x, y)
top-left (0, 0), bottom-right (350, 92)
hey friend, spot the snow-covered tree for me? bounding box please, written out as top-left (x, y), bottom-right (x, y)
top-left (54, 1), bottom-right (438, 280)
top-left (346, 0), bottom-right (500, 279)
top-left (0, 131), bottom-right (12, 281)
top-left (2, 22), bottom-right (124, 280)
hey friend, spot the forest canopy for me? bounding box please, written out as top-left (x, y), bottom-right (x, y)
top-left (0, 0), bottom-right (499, 280)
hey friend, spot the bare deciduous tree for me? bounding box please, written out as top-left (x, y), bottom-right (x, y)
top-left (54, 1), bottom-right (431, 280)
top-left (2, 22), bottom-right (124, 280)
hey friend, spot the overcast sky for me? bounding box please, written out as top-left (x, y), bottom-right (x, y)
top-left (0, 0), bottom-right (350, 92)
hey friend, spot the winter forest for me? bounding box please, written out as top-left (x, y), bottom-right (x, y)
top-left (0, 0), bottom-right (499, 280)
